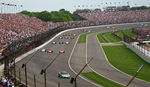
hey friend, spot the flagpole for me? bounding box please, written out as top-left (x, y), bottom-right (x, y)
top-left (0, 3), bottom-right (2, 14)
top-left (128, 0), bottom-right (130, 6)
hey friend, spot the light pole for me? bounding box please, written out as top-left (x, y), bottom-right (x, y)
top-left (70, 57), bottom-right (93, 87)
top-left (34, 74), bottom-right (36, 87)
top-left (22, 49), bottom-right (39, 87)
top-left (126, 64), bottom-right (144, 87)
top-left (22, 63), bottom-right (27, 86)
top-left (40, 53), bottom-right (61, 87)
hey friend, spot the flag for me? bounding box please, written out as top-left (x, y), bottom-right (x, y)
top-left (1, 3), bottom-right (5, 5)
top-left (4, 3), bottom-right (8, 6)
top-left (30, 46), bottom-right (32, 50)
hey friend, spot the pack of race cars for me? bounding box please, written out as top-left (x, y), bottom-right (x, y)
top-left (51, 33), bottom-right (76, 45)
top-left (41, 48), bottom-right (65, 54)
top-left (40, 33), bottom-right (76, 78)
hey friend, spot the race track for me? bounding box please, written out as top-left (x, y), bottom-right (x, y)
top-left (15, 22), bottom-right (150, 87)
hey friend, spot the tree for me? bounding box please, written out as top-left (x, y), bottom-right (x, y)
top-left (37, 11), bottom-right (51, 22)
top-left (20, 9), bottom-right (85, 22)
top-left (130, 6), bottom-right (149, 10)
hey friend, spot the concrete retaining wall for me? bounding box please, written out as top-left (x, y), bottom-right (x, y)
top-left (122, 42), bottom-right (150, 64)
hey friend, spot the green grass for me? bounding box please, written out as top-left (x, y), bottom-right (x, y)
top-left (78, 29), bottom-right (138, 43)
top-left (78, 33), bottom-right (87, 43)
top-left (103, 32), bottom-right (121, 43)
top-left (116, 29), bottom-right (138, 38)
top-left (82, 72), bottom-right (124, 87)
top-left (97, 34), bottom-right (108, 43)
top-left (78, 31), bottom-right (98, 43)
top-left (102, 46), bottom-right (150, 82)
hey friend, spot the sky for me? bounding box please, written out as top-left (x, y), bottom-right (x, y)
top-left (0, 0), bottom-right (150, 13)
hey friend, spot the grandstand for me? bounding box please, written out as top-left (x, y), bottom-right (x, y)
top-left (132, 27), bottom-right (150, 38)
top-left (1, 9), bottom-right (150, 56)
top-left (78, 10), bottom-right (150, 25)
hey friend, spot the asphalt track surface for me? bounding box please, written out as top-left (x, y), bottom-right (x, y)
top-left (86, 33), bottom-right (150, 87)
top-left (15, 22), bottom-right (150, 87)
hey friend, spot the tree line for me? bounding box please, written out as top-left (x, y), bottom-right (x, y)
top-left (20, 9), bottom-right (85, 22)
top-left (130, 6), bottom-right (150, 10)
top-left (20, 6), bottom-right (150, 22)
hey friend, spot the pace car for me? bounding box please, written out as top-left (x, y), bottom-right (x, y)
top-left (58, 71), bottom-right (70, 78)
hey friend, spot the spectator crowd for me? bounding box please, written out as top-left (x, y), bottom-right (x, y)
top-left (1, 9), bottom-right (150, 56)
top-left (0, 76), bottom-right (14, 87)
top-left (78, 10), bottom-right (150, 25)
top-left (132, 26), bottom-right (150, 39)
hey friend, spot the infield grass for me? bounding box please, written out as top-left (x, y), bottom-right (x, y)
top-left (78, 33), bottom-right (87, 43)
top-left (102, 46), bottom-right (150, 82)
top-left (116, 29), bottom-right (138, 38)
top-left (78, 32), bottom-right (98, 43)
top-left (82, 72), bottom-right (124, 87)
top-left (103, 32), bottom-right (121, 43)
top-left (97, 34), bottom-right (108, 43)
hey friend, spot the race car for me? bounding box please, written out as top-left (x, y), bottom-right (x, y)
top-left (52, 41), bottom-right (56, 44)
top-left (59, 50), bottom-right (65, 53)
top-left (59, 36), bottom-right (63, 39)
top-left (63, 34), bottom-right (67, 36)
top-left (64, 37), bottom-right (69, 39)
top-left (73, 34), bottom-right (76, 36)
top-left (65, 41), bottom-right (70, 44)
top-left (70, 37), bottom-right (74, 39)
top-left (59, 42), bottom-right (64, 44)
top-left (58, 71), bottom-right (70, 78)
top-left (41, 49), bottom-right (46, 52)
top-left (68, 34), bottom-right (72, 36)
top-left (47, 49), bottom-right (53, 53)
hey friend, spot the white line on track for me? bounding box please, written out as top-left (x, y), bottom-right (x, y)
top-left (68, 34), bottom-right (101, 87)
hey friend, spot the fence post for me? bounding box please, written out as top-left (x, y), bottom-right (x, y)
top-left (19, 68), bottom-right (21, 83)
top-left (58, 82), bottom-right (60, 87)
top-left (34, 74), bottom-right (36, 87)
